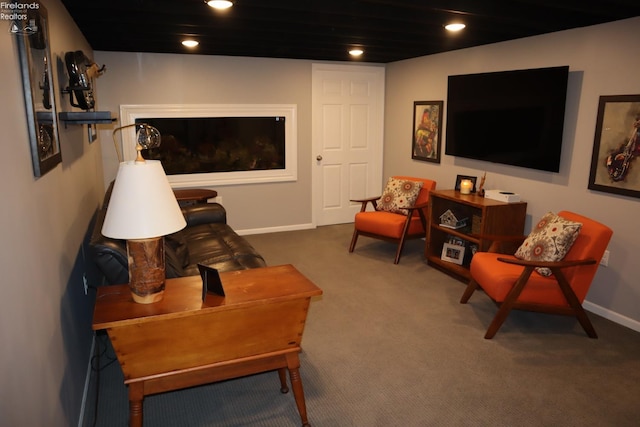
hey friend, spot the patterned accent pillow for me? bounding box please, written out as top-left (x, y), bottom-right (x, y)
top-left (514, 212), bottom-right (582, 276)
top-left (376, 177), bottom-right (423, 215)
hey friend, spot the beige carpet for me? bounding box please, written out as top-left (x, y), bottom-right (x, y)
top-left (84, 223), bottom-right (640, 426)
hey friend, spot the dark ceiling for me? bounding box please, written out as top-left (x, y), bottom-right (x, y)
top-left (60, 0), bottom-right (639, 63)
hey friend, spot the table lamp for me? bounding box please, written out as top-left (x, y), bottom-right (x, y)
top-left (102, 124), bottom-right (186, 303)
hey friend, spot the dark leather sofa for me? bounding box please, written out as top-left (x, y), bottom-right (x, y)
top-left (90, 185), bottom-right (266, 286)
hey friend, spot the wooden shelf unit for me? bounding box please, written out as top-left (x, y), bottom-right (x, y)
top-left (425, 189), bottom-right (527, 281)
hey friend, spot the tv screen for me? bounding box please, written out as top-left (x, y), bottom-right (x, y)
top-left (445, 66), bottom-right (569, 172)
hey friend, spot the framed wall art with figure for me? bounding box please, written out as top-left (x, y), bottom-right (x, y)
top-left (412, 100), bottom-right (443, 163)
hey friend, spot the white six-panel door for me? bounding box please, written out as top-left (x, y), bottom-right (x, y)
top-left (312, 63), bottom-right (385, 226)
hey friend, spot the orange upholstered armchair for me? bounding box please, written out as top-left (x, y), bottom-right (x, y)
top-left (460, 211), bottom-right (613, 339)
top-left (349, 176), bottom-right (436, 264)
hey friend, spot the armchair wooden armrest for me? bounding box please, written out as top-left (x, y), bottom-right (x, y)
top-left (350, 196), bottom-right (380, 203)
top-left (402, 201), bottom-right (429, 226)
top-left (350, 196), bottom-right (380, 212)
top-left (496, 257), bottom-right (597, 269)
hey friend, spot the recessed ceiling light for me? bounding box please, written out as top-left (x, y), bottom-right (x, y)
top-left (207, 0), bottom-right (233, 10)
top-left (349, 48), bottom-right (364, 57)
top-left (445, 23), bottom-right (466, 32)
top-left (182, 40), bottom-right (199, 48)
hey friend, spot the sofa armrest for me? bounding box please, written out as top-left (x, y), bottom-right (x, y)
top-left (181, 203), bottom-right (227, 226)
top-left (90, 237), bottom-right (130, 285)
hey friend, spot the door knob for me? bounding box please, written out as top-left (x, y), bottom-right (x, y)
top-left (316, 155), bottom-right (323, 161)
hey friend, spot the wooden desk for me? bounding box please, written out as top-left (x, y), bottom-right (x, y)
top-left (93, 265), bottom-right (322, 427)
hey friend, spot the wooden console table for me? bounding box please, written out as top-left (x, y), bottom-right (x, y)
top-left (92, 265), bottom-right (322, 427)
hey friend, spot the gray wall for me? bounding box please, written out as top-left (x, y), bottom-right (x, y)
top-left (384, 17), bottom-right (640, 329)
top-left (94, 52), bottom-right (316, 232)
top-left (0, 0), bottom-right (104, 425)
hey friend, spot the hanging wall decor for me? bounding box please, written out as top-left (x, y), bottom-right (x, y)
top-left (15, 5), bottom-right (62, 177)
top-left (588, 95), bottom-right (640, 199)
top-left (412, 100), bottom-right (443, 163)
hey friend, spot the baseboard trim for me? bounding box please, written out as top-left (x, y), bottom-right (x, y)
top-left (78, 334), bottom-right (96, 427)
top-left (584, 301), bottom-right (640, 333)
top-left (235, 222), bottom-right (315, 236)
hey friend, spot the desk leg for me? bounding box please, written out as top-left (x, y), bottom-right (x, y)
top-left (128, 382), bottom-right (144, 427)
top-left (285, 353), bottom-right (310, 427)
top-left (278, 368), bottom-right (290, 393)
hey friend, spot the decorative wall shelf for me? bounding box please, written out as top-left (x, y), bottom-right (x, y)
top-left (58, 111), bottom-right (115, 125)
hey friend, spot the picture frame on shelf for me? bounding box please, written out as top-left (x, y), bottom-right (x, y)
top-left (454, 174), bottom-right (477, 192)
top-left (588, 94), bottom-right (640, 199)
top-left (412, 100), bottom-right (443, 163)
top-left (441, 242), bottom-right (465, 265)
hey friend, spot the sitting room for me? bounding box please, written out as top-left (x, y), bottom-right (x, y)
top-left (1, 1), bottom-right (639, 426)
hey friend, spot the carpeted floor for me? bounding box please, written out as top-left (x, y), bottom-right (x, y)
top-left (83, 224), bottom-right (640, 426)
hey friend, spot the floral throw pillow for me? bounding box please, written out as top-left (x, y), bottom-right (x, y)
top-left (514, 212), bottom-right (582, 276)
top-left (376, 177), bottom-right (423, 216)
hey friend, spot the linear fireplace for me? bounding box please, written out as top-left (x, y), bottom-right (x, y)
top-left (118, 104), bottom-right (298, 187)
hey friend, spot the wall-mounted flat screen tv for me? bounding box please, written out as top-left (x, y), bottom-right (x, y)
top-left (445, 66), bottom-right (569, 172)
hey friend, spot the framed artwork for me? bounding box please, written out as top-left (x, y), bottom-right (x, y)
top-left (15, 5), bottom-right (62, 177)
top-left (441, 242), bottom-right (465, 265)
top-left (454, 174), bottom-right (477, 192)
top-left (412, 100), bottom-right (443, 163)
top-left (588, 95), bottom-right (640, 199)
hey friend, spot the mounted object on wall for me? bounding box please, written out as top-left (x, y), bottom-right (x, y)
top-left (63, 50), bottom-right (106, 111)
top-left (14, 5), bottom-right (62, 177)
top-left (412, 100), bottom-right (443, 163)
top-left (588, 94), bottom-right (640, 199)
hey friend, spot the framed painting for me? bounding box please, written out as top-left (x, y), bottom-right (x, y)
top-left (412, 100), bottom-right (443, 163)
top-left (588, 95), bottom-right (640, 199)
top-left (15, 5), bottom-right (62, 177)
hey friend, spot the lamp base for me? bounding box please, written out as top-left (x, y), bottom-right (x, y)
top-left (126, 237), bottom-right (166, 304)
top-left (132, 290), bottom-right (165, 304)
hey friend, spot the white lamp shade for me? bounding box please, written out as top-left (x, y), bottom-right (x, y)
top-left (102, 160), bottom-right (186, 239)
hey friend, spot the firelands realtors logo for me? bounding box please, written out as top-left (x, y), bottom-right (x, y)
top-left (2, 1), bottom-right (41, 35)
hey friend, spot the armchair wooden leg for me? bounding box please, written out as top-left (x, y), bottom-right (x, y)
top-left (349, 229), bottom-right (359, 253)
top-left (394, 240), bottom-right (405, 264)
top-left (485, 304), bottom-right (513, 339)
top-left (393, 214), bottom-right (414, 264)
top-left (550, 268), bottom-right (598, 338)
top-left (572, 305), bottom-right (598, 338)
top-left (460, 279), bottom-right (479, 304)
top-left (484, 266), bottom-right (534, 339)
